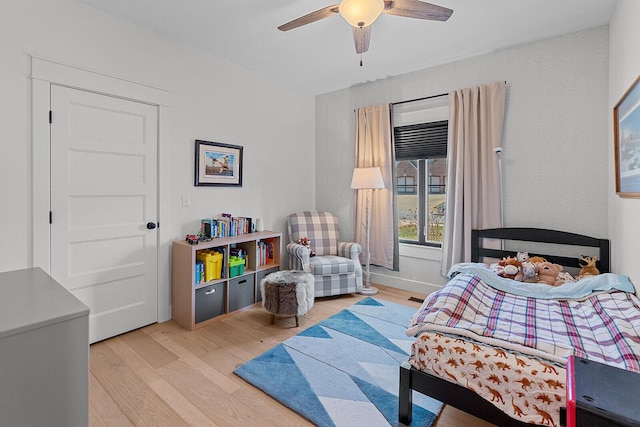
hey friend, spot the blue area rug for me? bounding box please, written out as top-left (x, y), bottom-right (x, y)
top-left (234, 297), bottom-right (442, 427)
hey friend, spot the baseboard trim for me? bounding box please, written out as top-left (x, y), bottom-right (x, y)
top-left (370, 272), bottom-right (442, 297)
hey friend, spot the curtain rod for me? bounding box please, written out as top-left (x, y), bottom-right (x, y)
top-left (391, 92), bottom-right (447, 106)
top-left (391, 81), bottom-right (508, 107)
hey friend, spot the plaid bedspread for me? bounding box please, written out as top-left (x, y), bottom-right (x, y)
top-left (406, 272), bottom-right (640, 372)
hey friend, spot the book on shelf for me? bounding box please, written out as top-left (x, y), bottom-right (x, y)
top-left (267, 242), bottom-right (274, 263)
top-left (200, 215), bottom-right (256, 240)
top-left (195, 260), bottom-right (204, 285)
top-left (257, 239), bottom-right (275, 266)
top-left (230, 247), bottom-right (244, 258)
top-left (220, 247), bottom-right (227, 278)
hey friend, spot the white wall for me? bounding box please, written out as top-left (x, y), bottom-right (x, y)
top-left (2, 0), bottom-right (624, 301)
top-left (0, 1), bottom-right (315, 277)
top-left (609, 0), bottom-right (640, 293)
top-left (316, 26), bottom-right (610, 294)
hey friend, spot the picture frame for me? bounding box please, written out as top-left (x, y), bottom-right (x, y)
top-left (195, 140), bottom-right (243, 187)
top-left (613, 74), bottom-right (640, 198)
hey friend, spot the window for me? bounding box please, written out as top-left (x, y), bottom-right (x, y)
top-left (393, 97), bottom-right (448, 246)
top-left (397, 171), bottom-right (416, 194)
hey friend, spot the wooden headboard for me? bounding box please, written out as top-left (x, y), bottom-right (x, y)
top-left (471, 227), bottom-right (610, 273)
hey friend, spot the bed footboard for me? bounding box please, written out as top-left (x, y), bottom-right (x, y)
top-left (399, 362), bottom-right (534, 426)
top-left (399, 362), bottom-right (413, 426)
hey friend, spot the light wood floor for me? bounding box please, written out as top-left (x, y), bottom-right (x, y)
top-left (89, 284), bottom-right (494, 426)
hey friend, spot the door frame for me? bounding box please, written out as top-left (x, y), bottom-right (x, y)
top-left (31, 56), bottom-right (172, 322)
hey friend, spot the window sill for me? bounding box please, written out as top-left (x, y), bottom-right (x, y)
top-left (399, 243), bottom-right (441, 261)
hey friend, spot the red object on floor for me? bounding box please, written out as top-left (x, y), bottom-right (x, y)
top-left (565, 355), bottom-right (576, 427)
top-left (564, 355), bottom-right (640, 427)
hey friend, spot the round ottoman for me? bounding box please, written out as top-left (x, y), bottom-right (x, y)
top-left (260, 270), bottom-right (314, 327)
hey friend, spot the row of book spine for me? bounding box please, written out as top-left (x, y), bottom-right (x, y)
top-left (195, 260), bottom-right (205, 285)
top-left (257, 240), bottom-right (274, 266)
top-left (200, 216), bottom-right (254, 240)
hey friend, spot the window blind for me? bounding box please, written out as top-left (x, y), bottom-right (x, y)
top-left (394, 120), bottom-right (448, 160)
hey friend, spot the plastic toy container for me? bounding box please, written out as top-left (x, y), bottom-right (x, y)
top-left (196, 251), bottom-right (223, 282)
top-left (229, 256), bottom-right (245, 278)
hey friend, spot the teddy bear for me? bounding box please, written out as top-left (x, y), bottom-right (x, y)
top-left (498, 256), bottom-right (522, 280)
top-left (578, 256), bottom-right (599, 280)
top-left (528, 255), bottom-right (547, 264)
top-left (535, 261), bottom-right (564, 286)
top-left (297, 237), bottom-right (315, 257)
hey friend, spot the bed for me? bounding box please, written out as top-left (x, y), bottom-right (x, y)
top-left (398, 228), bottom-right (640, 427)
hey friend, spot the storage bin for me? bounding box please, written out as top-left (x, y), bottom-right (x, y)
top-left (229, 274), bottom-right (255, 312)
top-left (195, 282), bottom-right (225, 323)
top-left (229, 256), bottom-right (245, 278)
top-left (197, 251), bottom-right (223, 282)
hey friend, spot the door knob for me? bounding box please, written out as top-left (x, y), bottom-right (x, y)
top-left (146, 222), bottom-right (157, 230)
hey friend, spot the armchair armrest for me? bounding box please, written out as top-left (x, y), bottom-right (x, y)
top-left (286, 242), bottom-right (311, 272)
top-left (337, 241), bottom-right (362, 262)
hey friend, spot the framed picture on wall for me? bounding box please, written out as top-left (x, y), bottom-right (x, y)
top-left (195, 140), bottom-right (243, 186)
top-left (614, 74), bottom-right (640, 198)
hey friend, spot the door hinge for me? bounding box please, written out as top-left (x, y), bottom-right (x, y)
top-left (49, 110), bottom-right (52, 124)
top-left (49, 211), bottom-right (52, 224)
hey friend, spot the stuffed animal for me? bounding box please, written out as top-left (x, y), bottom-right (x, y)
top-left (489, 262), bottom-right (505, 276)
top-left (578, 256), bottom-right (599, 279)
top-left (557, 271), bottom-right (577, 284)
top-left (516, 252), bottom-right (530, 263)
top-left (515, 261), bottom-right (538, 283)
top-left (498, 256), bottom-right (522, 280)
top-left (528, 255), bottom-right (547, 264)
top-left (535, 261), bottom-right (564, 286)
top-left (297, 237), bottom-right (315, 257)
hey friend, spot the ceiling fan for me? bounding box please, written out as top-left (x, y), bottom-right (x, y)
top-left (278, 0), bottom-right (453, 64)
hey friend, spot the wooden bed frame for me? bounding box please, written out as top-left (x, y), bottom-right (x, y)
top-left (398, 227), bottom-right (611, 427)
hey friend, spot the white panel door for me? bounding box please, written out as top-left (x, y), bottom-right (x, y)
top-left (50, 85), bottom-right (158, 343)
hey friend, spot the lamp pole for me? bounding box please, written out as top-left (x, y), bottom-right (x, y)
top-left (361, 187), bottom-right (378, 295)
top-left (351, 167), bottom-right (384, 295)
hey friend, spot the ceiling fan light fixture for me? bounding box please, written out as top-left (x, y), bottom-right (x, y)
top-left (339, 0), bottom-right (384, 27)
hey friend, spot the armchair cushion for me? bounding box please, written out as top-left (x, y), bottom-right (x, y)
top-left (308, 256), bottom-right (357, 276)
top-left (287, 211), bottom-right (339, 256)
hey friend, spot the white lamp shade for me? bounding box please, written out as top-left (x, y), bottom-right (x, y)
top-left (339, 0), bottom-right (384, 27)
top-left (351, 167), bottom-right (385, 190)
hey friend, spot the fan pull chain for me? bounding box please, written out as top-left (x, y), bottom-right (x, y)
top-left (360, 53), bottom-right (363, 67)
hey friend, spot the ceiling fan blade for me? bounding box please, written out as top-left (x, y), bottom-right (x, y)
top-left (278, 5), bottom-right (340, 31)
top-left (353, 25), bottom-right (371, 54)
top-left (383, 0), bottom-right (453, 21)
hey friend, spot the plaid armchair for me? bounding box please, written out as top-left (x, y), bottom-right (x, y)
top-left (286, 211), bottom-right (363, 297)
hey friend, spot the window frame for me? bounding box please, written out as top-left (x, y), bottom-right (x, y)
top-left (393, 96), bottom-right (449, 248)
top-left (396, 158), bottom-right (445, 247)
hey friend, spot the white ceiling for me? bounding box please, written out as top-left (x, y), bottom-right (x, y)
top-left (77, 0), bottom-right (618, 96)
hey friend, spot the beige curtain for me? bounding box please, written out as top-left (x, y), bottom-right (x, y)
top-left (440, 81), bottom-right (506, 276)
top-left (354, 104), bottom-right (398, 270)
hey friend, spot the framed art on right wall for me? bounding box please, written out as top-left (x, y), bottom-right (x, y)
top-left (614, 74), bottom-right (640, 198)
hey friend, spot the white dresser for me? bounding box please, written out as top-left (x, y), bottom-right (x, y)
top-left (0, 268), bottom-right (90, 426)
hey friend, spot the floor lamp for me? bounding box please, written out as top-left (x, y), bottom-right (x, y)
top-left (351, 167), bottom-right (385, 295)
